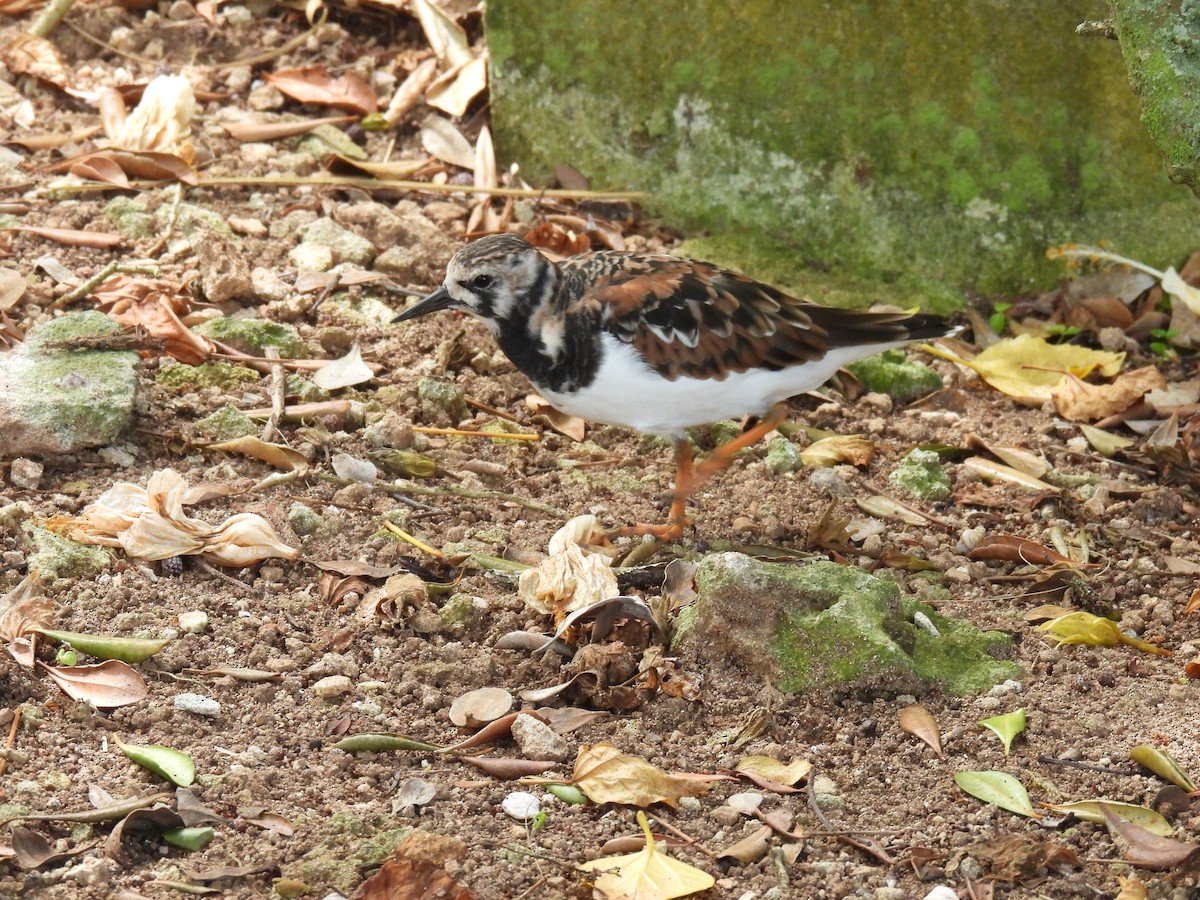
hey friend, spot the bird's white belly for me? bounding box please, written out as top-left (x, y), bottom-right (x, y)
top-left (536, 337), bottom-right (916, 434)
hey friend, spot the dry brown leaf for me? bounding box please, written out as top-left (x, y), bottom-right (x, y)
top-left (349, 832), bottom-right (475, 900)
top-left (265, 67), bottom-right (377, 114)
top-left (220, 115), bottom-right (357, 142)
top-left (69, 155), bottom-right (132, 189)
top-left (91, 274), bottom-right (214, 363)
top-left (569, 743), bottom-right (713, 808)
top-left (734, 755), bottom-right (812, 787)
top-left (1, 226), bottom-right (122, 249)
top-left (2, 34), bottom-right (69, 88)
top-left (0, 268), bottom-right (26, 312)
top-left (971, 832), bottom-right (1081, 881)
top-left (898, 703), bottom-right (944, 758)
top-left (1052, 366), bottom-right (1167, 423)
top-left (420, 115), bottom-right (474, 168)
top-left (1100, 802), bottom-right (1200, 870)
top-left (207, 436), bottom-right (309, 474)
top-left (426, 55), bottom-right (488, 118)
top-left (39, 659), bottom-right (148, 708)
top-left (526, 393), bottom-right (586, 441)
top-left (967, 535), bottom-right (1093, 568)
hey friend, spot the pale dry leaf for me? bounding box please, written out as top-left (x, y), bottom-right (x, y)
top-left (39, 659), bottom-right (149, 708)
top-left (448, 687), bottom-right (513, 728)
top-left (410, 0), bottom-right (473, 69)
top-left (112, 74), bottom-right (195, 160)
top-left (473, 124), bottom-right (496, 197)
top-left (68, 468), bottom-right (298, 567)
top-left (518, 516), bottom-right (619, 618)
top-left (384, 57), bottom-right (439, 127)
top-left (313, 343), bottom-right (374, 390)
top-left (734, 755), bottom-right (813, 786)
top-left (420, 115), bottom-right (474, 169)
top-left (207, 436), bottom-right (309, 474)
top-left (578, 810), bottom-right (714, 899)
top-left (426, 54), bottom-right (488, 118)
top-left (0, 268), bottom-right (27, 312)
top-left (2, 34), bottom-right (69, 88)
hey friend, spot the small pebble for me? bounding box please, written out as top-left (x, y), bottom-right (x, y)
top-left (9, 458), bottom-right (43, 490)
top-left (727, 791), bottom-right (764, 813)
top-left (502, 791), bottom-right (541, 822)
top-left (173, 693), bottom-right (220, 718)
top-left (177, 610), bottom-right (209, 633)
top-left (312, 675), bottom-right (352, 698)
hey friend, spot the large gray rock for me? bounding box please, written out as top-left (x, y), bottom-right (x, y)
top-left (0, 313), bottom-right (139, 457)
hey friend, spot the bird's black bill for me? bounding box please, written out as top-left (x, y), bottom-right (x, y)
top-left (392, 286), bottom-right (453, 323)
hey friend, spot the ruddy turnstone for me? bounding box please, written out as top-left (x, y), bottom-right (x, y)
top-left (395, 234), bottom-right (954, 539)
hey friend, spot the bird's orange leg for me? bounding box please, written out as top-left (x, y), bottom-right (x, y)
top-left (615, 403), bottom-right (789, 541)
top-left (614, 436), bottom-right (694, 541)
top-left (683, 402), bottom-right (790, 489)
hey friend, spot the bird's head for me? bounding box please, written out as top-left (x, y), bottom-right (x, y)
top-left (393, 234), bottom-right (551, 330)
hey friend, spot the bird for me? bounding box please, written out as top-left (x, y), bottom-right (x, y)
top-left (394, 233), bottom-right (954, 540)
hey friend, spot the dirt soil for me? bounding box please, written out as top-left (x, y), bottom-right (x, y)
top-left (1, 5), bottom-right (1199, 900)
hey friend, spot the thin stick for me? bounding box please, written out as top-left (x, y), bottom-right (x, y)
top-left (194, 558), bottom-right (261, 598)
top-left (465, 396), bottom-right (520, 423)
top-left (381, 521), bottom-right (444, 558)
top-left (413, 426), bottom-right (538, 441)
top-left (49, 175), bottom-right (648, 202)
top-left (52, 262), bottom-right (160, 310)
top-left (1036, 756), bottom-right (1140, 777)
top-left (28, 0), bottom-right (76, 38)
top-left (0, 706), bottom-right (23, 777)
top-left (262, 347), bottom-right (285, 443)
top-left (646, 815), bottom-right (718, 859)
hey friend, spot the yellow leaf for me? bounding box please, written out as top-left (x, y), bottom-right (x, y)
top-left (1039, 611), bottom-right (1171, 657)
top-left (578, 811), bottom-right (715, 900)
top-left (931, 334), bottom-right (1124, 403)
top-left (570, 744), bottom-right (709, 808)
top-left (799, 434), bottom-right (875, 468)
top-left (734, 755), bottom-right (814, 786)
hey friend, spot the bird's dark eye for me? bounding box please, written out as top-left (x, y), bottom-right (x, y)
top-left (472, 274), bottom-right (494, 290)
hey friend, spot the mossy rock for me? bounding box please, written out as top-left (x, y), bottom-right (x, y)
top-left (682, 553), bottom-right (1018, 695)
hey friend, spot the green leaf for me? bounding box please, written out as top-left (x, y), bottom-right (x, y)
top-left (1130, 745), bottom-right (1196, 792)
top-left (978, 708), bottom-right (1026, 757)
top-left (162, 826), bottom-right (215, 851)
top-left (545, 783), bottom-right (589, 805)
top-left (330, 733), bottom-right (442, 753)
top-left (115, 739), bottom-right (195, 787)
top-left (1041, 799), bottom-right (1173, 837)
top-left (954, 771), bottom-right (1036, 818)
top-left (34, 629), bottom-right (170, 664)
